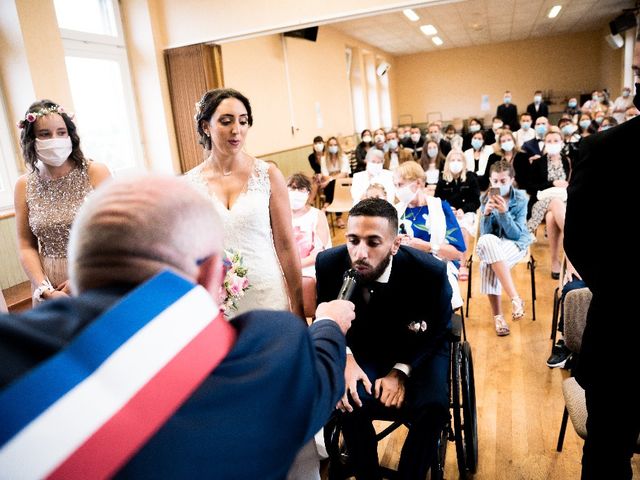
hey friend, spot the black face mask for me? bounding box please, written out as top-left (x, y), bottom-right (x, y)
top-left (634, 83), bottom-right (640, 110)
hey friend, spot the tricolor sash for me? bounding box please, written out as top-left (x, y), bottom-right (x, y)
top-left (0, 270), bottom-right (236, 479)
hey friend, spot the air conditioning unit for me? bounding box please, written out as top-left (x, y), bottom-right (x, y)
top-left (605, 33), bottom-right (624, 49)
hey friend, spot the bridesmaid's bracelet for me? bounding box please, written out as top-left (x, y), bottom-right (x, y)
top-left (33, 279), bottom-right (54, 303)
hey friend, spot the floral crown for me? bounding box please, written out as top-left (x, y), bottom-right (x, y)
top-left (16, 104), bottom-right (72, 130)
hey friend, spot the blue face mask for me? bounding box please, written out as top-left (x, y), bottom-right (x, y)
top-left (595, 116), bottom-right (604, 124)
top-left (561, 124), bottom-right (576, 136)
top-left (568, 100), bottom-right (577, 108)
top-left (579, 119), bottom-right (591, 129)
top-left (471, 138), bottom-right (483, 150)
top-left (504, 97), bottom-right (511, 104)
top-left (520, 121), bottom-right (531, 130)
top-left (469, 124), bottom-right (481, 133)
top-left (535, 124), bottom-right (548, 137)
top-left (499, 184), bottom-right (511, 196)
top-left (388, 139), bottom-right (398, 150)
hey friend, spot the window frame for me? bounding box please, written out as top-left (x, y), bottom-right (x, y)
top-left (0, 90), bottom-right (19, 213)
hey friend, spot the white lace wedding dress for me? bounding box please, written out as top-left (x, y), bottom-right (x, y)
top-left (186, 159), bottom-right (289, 318)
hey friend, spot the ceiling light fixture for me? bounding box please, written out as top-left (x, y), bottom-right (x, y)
top-left (420, 24), bottom-right (438, 36)
top-left (432, 36), bottom-right (444, 46)
top-left (548, 5), bottom-right (562, 19)
top-left (403, 9), bottom-right (420, 22)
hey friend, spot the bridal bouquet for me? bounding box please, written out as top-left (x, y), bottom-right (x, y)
top-left (220, 249), bottom-right (250, 316)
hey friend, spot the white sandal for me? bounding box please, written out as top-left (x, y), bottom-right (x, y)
top-left (511, 297), bottom-right (525, 320)
top-left (494, 315), bottom-right (510, 336)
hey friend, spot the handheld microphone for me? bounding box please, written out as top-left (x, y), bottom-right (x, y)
top-left (337, 269), bottom-right (359, 300)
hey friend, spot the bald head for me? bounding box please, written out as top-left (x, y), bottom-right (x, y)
top-left (68, 175), bottom-right (223, 294)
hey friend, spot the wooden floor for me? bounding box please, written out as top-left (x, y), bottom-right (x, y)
top-left (325, 222), bottom-right (640, 479)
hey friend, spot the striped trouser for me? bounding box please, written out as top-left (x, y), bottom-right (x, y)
top-left (476, 234), bottom-right (527, 295)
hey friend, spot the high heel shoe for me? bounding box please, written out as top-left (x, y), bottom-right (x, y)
top-left (511, 297), bottom-right (525, 320)
top-left (494, 315), bottom-right (510, 336)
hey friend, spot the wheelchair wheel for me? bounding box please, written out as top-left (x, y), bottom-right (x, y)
top-left (452, 341), bottom-right (479, 476)
top-left (460, 341), bottom-right (478, 473)
top-left (428, 424), bottom-right (448, 480)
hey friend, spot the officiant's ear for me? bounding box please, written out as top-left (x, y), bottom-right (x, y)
top-left (196, 254), bottom-right (224, 300)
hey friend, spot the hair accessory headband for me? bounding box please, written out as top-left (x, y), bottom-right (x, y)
top-left (17, 104), bottom-right (73, 129)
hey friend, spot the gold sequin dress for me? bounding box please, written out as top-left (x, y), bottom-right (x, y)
top-left (26, 161), bottom-right (93, 302)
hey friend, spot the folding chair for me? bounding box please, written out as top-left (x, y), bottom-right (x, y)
top-left (550, 255), bottom-right (568, 343)
top-left (325, 178), bottom-right (353, 236)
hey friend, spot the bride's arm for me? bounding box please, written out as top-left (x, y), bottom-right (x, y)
top-left (268, 165), bottom-right (305, 320)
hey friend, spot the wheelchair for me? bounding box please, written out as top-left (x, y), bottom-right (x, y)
top-left (325, 312), bottom-right (478, 479)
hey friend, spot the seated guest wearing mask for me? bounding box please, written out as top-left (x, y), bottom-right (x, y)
top-left (362, 183), bottom-right (387, 200)
top-left (0, 176), bottom-right (355, 479)
top-left (496, 90), bottom-right (519, 131)
top-left (578, 113), bottom-right (596, 138)
top-left (354, 130), bottom-right (373, 174)
top-left (463, 117), bottom-right (485, 150)
top-left (427, 122), bottom-right (451, 157)
top-left (477, 160), bottom-right (531, 336)
top-left (288, 173), bottom-right (332, 279)
top-left (526, 127), bottom-right (571, 278)
top-left (464, 130), bottom-right (493, 177)
top-left (436, 150), bottom-right (481, 281)
top-left (610, 87), bottom-right (633, 124)
top-left (526, 90), bottom-right (549, 122)
top-left (402, 126), bottom-right (424, 159)
top-left (484, 116), bottom-right (504, 146)
top-left (557, 118), bottom-right (580, 161)
top-left (598, 116), bottom-right (618, 131)
top-left (320, 136), bottom-right (351, 227)
top-left (514, 113), bottom-right (535, 148)
top-left (419, 140), bottom-right (446, 187)
top-left (383, 130), bottom-right (412, 171)
top-left (565, 97), bottom-right (581, 120)
top-left (625, 105), bottom-right (639, 121)
top-left (480, 130), bottom-right (530, 191)
top-left (351, 149), bottom-right (396, 205)
top-left (316, 198), bottom-right (452, 480)
top-left (522, 116), bottom-right (549, 161)
top-left (444, 124), bottom-right (463, 151)
top-left (394, 161), bottom-right (465, 309)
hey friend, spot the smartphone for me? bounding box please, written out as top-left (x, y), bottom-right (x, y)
top-left (489, 187), bottom-right (501, 197)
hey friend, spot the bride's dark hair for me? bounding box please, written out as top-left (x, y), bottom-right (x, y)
top-left (194, 88), bottom-right (253, 150)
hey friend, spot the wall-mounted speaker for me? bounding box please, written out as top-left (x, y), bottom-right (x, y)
top-left (605, 33), bottom-right (624, 49)
top-left (609, 12), bottom-right (637, 36)
top-left (283, 27), bottom-right (319, 42)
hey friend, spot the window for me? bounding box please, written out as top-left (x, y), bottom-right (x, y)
top-left (347, 47), bottom-right (367, 134)
top-left (0, 91), bottom-right (18, 212)
top-left (54, 0), bottom-right (143, 174)
top-left (377, 57), bottom-right (392, 129)
top-left (364, 53), bottom-right (380, 129)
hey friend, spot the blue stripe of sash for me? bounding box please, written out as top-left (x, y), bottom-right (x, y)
top-left (0, 271), bottom-right (195, 446)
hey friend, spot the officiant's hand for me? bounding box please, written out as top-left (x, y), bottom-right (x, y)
top-left (337, 355), bottom-right (372, 412)
top-left (316, 300), bottom-right (355, 335)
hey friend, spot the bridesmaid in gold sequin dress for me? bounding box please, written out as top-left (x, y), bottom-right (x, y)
top-left (14, 100), bottom-right (111, 305)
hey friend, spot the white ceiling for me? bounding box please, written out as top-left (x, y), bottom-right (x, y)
top-left (331, 0), bottom-right (636, 55)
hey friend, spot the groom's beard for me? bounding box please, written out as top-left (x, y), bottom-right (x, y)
top-left (634, 83), bottom-right (640, 110)
top-left (353, 250), bottom-right (392, 283)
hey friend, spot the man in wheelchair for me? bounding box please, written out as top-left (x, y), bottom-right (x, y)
top-left (316, 198), bottom-right (452, 479)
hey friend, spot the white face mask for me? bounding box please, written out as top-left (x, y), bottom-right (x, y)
top-left (501, 140), bottom-right (515, 152)
top-left (493, 122), bottom-right (503, 131)
top-left (449, 161), bottom-right (464, 175)
top-left (362, 135), bottom-right (372, 143)
top-left (534, 95), bottom-right (542, 103)
top-left (425, 169), bottom-right (440, 184)
top-left (410, 133), bottom-right (421, 143)
top-left (35, 137), bottom-right (72, 167)
top-left (403, 132), bottom-right (411, 139)
top-left (469, 124), bottom-right (481, 133)
top-left (313, 142), bottom-right (324, 153)
top-left (427, 147), bottom-right (438, 158)
top-left (288, 190), bottom-right (309, 210)
top-left (545, 143), bottom-right (563, 156)
top-left (388, 139), bottom-right (399, 150)
top-left (374, 134), bottom-right (385, 144)
top-left (366, 162), bottom-right (383, 176)
top-left (328, 145), bottom-right (339, 155)
top-left (396, 183), bottom-right (417, 204)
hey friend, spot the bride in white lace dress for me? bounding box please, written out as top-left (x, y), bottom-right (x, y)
top-left (186, 89), bottom-right (304, 319)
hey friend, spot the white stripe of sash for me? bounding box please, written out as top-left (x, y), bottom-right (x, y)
top-left (0, 286), bottom-right (218, 480)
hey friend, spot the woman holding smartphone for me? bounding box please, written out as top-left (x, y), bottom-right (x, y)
top-left (477, 159), bottom-right (531, 336)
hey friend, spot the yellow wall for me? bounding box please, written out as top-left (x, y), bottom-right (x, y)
top-left (222, 26), bottom-right (395, 156)
top-left (394, 30), bottom-right (621, 124)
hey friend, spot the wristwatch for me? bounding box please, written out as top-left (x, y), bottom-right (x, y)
top-left (430, 243), bottom-right (441, 256)
top-left (33, 279), bottom-right (54, 303)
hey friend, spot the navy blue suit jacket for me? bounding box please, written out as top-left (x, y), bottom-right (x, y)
top-left (0, 286), bottom-right (346, 479)
top-left (565, 117), bottom-right (639, 387)
top-left (316, 245), bottom-right (451, 374)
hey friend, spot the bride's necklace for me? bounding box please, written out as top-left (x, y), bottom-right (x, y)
top-left (209, 156), bottom-right (235, 176)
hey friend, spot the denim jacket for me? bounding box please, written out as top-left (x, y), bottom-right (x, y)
top-left (480, 187), bottom-right (531, 251)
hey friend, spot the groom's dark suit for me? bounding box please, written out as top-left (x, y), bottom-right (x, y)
top-left (316, 245), bottom-right (452, 479)
top-left (565, 116), bottom-right (640, 479)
